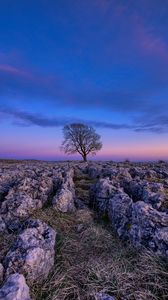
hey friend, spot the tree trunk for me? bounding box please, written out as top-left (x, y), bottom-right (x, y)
top-left (82, 153), bottom-right (87, 162)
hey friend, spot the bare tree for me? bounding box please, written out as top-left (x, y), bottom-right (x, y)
top-left (61, 123), bottom-right (102, 162)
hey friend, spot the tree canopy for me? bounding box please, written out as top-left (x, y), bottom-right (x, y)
top-left (61, 123), bottom-right (102, 161)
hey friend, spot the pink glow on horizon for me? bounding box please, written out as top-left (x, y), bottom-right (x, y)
top-left (1, 130), bottom-right (168, 161)
top-left (1, 143), bottom-right (168, 161)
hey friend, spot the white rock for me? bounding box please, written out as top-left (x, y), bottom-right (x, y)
top-left (4, 219), bottom-right (56, 283)
top-left (0, 273), bottom-right (31, 300)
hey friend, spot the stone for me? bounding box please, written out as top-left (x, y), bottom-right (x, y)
top-left (130, 201), bottom-right (168, 254)
top-left (4, 219), bottom-right (56, 283)
top-left (92, 178), bottom-right (116, 199)
top-left (52, 168), bottom-right (76, 212)
top-left (124, 180), bottom-right (165, 209)
top-left (154, 227), bottom-right (168, 256)
top-left (123, 180), bottom-right (144, 202)
top-left (108, 192), bottom-right (133, 239)
top-left (88, 166), bottom-right (100, 179)
top-left (0, 273), bottom-right (31, 300)
top-left (90, 178), bottom-right (122, 216)
top-left (142, 182), bottom-right (165, 209)
top-left (53, 186), bottom-right (75, 212)
top-left (0, 216), bottom-right (7, 233)
top-left (0, 175), bottom-right (53, 230)
top-left (95, 292), bottom-right (116, 300)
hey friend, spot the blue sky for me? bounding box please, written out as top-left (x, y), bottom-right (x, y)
top-left (1, 0), bottom-right (168, 160)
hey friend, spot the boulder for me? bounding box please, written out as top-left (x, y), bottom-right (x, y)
top-left (90, 178), bottom-right (122, 216)
top-left (123, 180), bottom-right (144, 201)
top-left (0, 175), bottom-right (17, 203)
top-left (52, 168), bottom-right (75, 212)
top-left (4, 219), bottom-right (56, 282)
top-left (52, 187), bottom-right (75, 212)
top-left (92, 178), bottom-right (115, 199)
top-left (130, 201), bottom-right (168, 255)
top-left (124, 180), bottom-right (165, 209)
top-left (0, 273), bottom-right (31, 300)
top-left (108, 192), bottom-right (133, 239)
top-left (142, 182), bottom-right (165, 209)
top-left (0, 176), bottom-right (53, 230)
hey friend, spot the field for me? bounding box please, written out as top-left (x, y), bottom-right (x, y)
top-left (0, 160), bottom-right (168, 300)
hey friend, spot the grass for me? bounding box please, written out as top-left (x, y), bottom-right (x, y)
top-left (30, 208), bottom-right (168, 299)
top-left (30, 173), bottom-right (168, 299)
top-left (1, 170), bottom-right (168, 299)
top-left (162, 188), bottom-right (168, 209)
top-left (0, 233), bottom-right (16, 262)
top-left (146, 177), bottom-right (165, 184)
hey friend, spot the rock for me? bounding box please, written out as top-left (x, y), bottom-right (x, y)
top-left (129, 167), bottom-right (145, 179)
top-left (0, 263), bottom-right (4, 283)
top-left (4, 219), bottom-right (56, 282)
top-left (52, 187), bottom-right (75, 212)
top-left (145, 169), bottom-right (157, 179)
top-left (90, 178), bottom-right (122, 216)
top-left (63, 168), bottom-right (75, 189)
top-left (108, 192), bottom-right (133, 239)
top-left (0, 216), bottom-right (7, 232)
top-left (92, 178), bottom-right (115, 199)
top-left (0, 175), bottom-right (17, 203)
top-left (95, 292), bottom-right (115, 300)
top-left (88, 166), bottom-right (100, 179)
top-left (0, 273), bottom-right (31, 300)
top-left (0, 175), bottom-right (53, 230)
top-left (154, 227), bottom-right (168, 257)
top-left (123, 180), bottom-right (144, 202)
top-left (142, 182), bottom-right (165, 209)
top-left (124, 180), bottom-right (165, 209)
top-left (130, 201), bottom-right (168, 255)
top-left (116, 168), bottom-right (132, 182)
top-left (52, 168), bottom-right (75, 212)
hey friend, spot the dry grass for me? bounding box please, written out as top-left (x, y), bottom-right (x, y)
top-left (162, 188), bottom-right (168, 209)
top-left (30, 207), bottom-right (168, 300)
top-left (29, 173), bottom-right (168, 300)
top-left (0, 233), bottom-right (16, 262)
top-left (1, 165), bottom-right (167, 299)
top-left (146, 177), bottom-right (165, 184)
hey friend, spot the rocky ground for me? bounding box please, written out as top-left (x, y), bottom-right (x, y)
top-left (0, 160), bottom-right (168, 300)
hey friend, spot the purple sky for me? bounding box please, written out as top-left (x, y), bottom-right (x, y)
top-left (1, 0), bottom-right (168, 161)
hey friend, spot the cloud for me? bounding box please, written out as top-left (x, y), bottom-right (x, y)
top-left (0, 64), bottom-right (32, 78)
top-left (1, 107), bottom-right (167, 133)
top-left (0, 61), bottom-right (142, 112)
top-left (0, 62), bottom-right (68, 103)
top-left (0, 61), bottom-right (164, 116)
top-left (1, 107), bottom-right (132, 129)
top-left (0, 2), bottom-right (168, 117)
top-left (0, 59), bottom-right (168, 130)
top-left (134, 21), bottom-right (168, 62)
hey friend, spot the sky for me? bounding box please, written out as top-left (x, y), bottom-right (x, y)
top-left (1, 0), bottom-right (168, 161)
